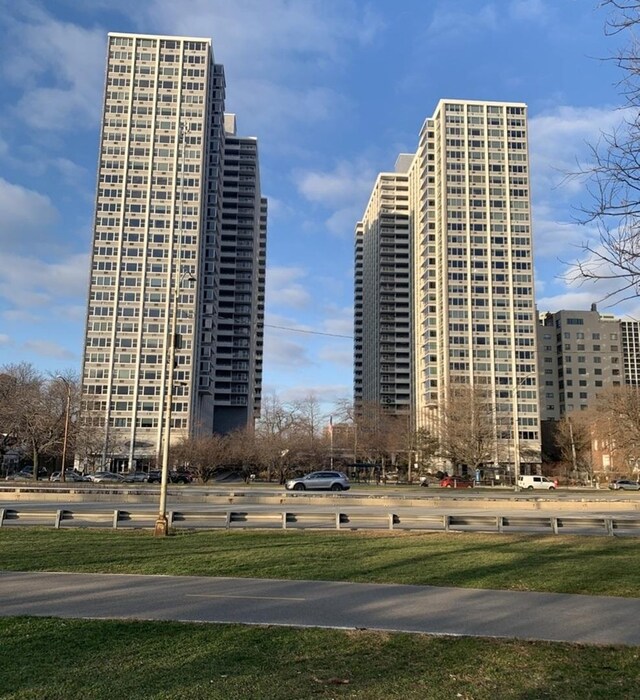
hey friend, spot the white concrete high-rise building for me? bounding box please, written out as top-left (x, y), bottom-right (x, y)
top-left (355, 99), bottom-right (541, 471)
top-left (80, 33), bottom-right (265, 470)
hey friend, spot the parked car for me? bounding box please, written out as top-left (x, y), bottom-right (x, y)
top-left (122, 470), bottom-right (149, 483)
top-left (87, 471), bottom-right (124, 483)
top-left (147, 470), bottom-right (193, 484)
top-left (609, 479), bottom-right (640, 491)
top-left (6, 466), bottom-right (49, 481)
top-left (49, 471), bottom-right (88, 482)
top-left (517, 475), bottom-right (557, 490)
top-left (285, 471), bottom-right (350, 491)
top-left (439, 475), bottom-right (474, 489)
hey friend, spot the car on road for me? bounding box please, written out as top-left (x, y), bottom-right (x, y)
top-left (517, 475), bottom-right (557, 490)
top-left (6, 466), bottom-right (49, 481)
top-left (147, 470), bottom-right (193, 484)
top-left (285, 471), bottom-right (350, 492)
top-left (86, 471), bottom-right (124, 483)
top-left (49, 471), bottom-right (88, 482)
top-left (439, 475), bottom-right (475, 489)
top-left (122, 470), bottom-right (149, 483)
top-left (609, 479), bottom-right (640, 491)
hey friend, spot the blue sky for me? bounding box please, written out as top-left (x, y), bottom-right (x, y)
top-left (0, 0), bottom-right (632, 408)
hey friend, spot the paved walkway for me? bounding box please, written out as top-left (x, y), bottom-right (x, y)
top-left (2, 571), bottom-right (639, 646)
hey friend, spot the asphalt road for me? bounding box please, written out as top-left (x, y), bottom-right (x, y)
top-left (2, 570), bottom-right (639, 646)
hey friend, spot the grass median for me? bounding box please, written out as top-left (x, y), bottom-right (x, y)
top-left (2, 529), bottom-right (639, 698)
top-left (1, 528), bottom-right (639, 597)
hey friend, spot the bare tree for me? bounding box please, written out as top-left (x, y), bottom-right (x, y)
top-left (254, 393), bottom-right (297, 481)
top-left (0, 363), bottom-right (71, 479)
top-left (439, 384), bottom-right (495, 473)
top-left (593, 386), bottom-right (640, 474)
top-left (289, 393), bottom-right (325, 446)
top-left (570, 2), bottom-right (640, 302)
top-left (171, 433), bottom-right (230, 483)
top-left (553, 415), bottom-right (594, 484)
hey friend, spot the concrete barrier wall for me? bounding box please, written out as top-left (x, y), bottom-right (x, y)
top-left (2, 486), bottom-right (640, 511)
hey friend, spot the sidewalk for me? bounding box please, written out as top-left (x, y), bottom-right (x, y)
top-left (2, 570), bottom-right (639, 646)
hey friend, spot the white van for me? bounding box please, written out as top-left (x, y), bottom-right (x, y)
top-left (518, 475), bottom-right (557, 490)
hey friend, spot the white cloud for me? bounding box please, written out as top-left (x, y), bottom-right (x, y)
top-left (320, 305), bottom-right (353, 338)
top-left (22, 339), bottom-right (76, 360)
top-left (1, 6), bottom-right (106, 131)
top-left (317, 345), bottom-right (353, 367)
top-left (0, 178), bottom-right (58, 247)
top-left (427, 3), bottom-right (499, 39)
top-left (297, 160), bottom-right (376, 208)
top-left (529, 105), bottom-right (626, 199)
top-left (0, 252), bottom-right (89, 311)
top-left (276, 383), bottom-right (351, 405)
top-left (296, 159), bottom-right (379, 236)
top-left (427, 0), bottom-right (551, 40)
top-left (0, 334), bottom-right (11, 345)
top-left (266, 266), bottom-right (312, 309)
top-left (136, 0), bottom-right (382, 73)
top-left (508, 0), bottom-right (551, 23)
top-left (263, 333), bottom-right (311, 369)
top-left (532, 203), bottom-right (598, 259)
top-left (115, 0), bottom-right (382, 138)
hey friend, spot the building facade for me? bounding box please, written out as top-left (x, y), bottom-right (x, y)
top-left (621, 319), bottom-right (640, 387)
top-left (353, 166), bottom-right (412, 415)
top-left (537, 307), bottom-right (623, 422)
top-left (79, 33), bottom-right (265, 470)
top-left (356, 99), bottom-right (541, 471)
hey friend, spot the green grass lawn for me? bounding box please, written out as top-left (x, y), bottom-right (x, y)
top-left (1, 616), bottom-right (638, 700)
top-left (3, 529), bottom-right (639, 698)
top-left (1, 528), bottom-right (639, 597)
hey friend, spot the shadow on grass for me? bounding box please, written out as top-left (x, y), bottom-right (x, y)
top-left (1, 529), bottom-right (639, 598)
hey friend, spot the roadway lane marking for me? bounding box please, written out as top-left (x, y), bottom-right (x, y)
top-left (186, 593), bottom-right (306, 602)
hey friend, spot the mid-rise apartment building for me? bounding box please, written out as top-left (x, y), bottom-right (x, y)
top-left (356, 99), bottom-right (541, 470)
top-left (80, 33), bottom-right (265, 470)
top-left (538, 307), bottom-right (623, 421)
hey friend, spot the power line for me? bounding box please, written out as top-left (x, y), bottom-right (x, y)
top-left (264, 323), bottom-right (353, 339)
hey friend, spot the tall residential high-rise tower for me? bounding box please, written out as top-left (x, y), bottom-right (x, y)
top-left (80, 33), bottom-right (265, 470)
top-left (355, 99), bottom-right (541, 472)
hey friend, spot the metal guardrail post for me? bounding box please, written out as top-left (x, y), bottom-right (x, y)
top-left (0, 508), bottom-right (4, 527)
top-left (336, 512), bottom-right (341, 530)
top-left (605, 517), bottom-right (614, 536)
top-left (55, 510), bottom-right (63, 529)
top-left (497, 515), bottom-right (503, 533)
top-left (168, 511), bottom-right (175, 528)
top-left (112, 509), bottom-right (119, 530)
top-left (551, 517), bottom-right (559, 535)
top-left (388, 513), bottom-right (394, 530)
top-left (225, 511), bottom-right (231, 530)
top-left (282, 512), bottom-right (287, 529)
top-left (443, 514), bottom-right (450, 532)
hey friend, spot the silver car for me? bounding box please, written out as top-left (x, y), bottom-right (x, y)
top-left (609, 479), bottom-right (640, 491)
top-left (285, 471), bottom-right (350, 492)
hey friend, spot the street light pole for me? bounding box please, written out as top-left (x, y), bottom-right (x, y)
top-left (57, 376), bottom-right (71, 483)
top-left (155, 121), bottom-right (190, 537)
